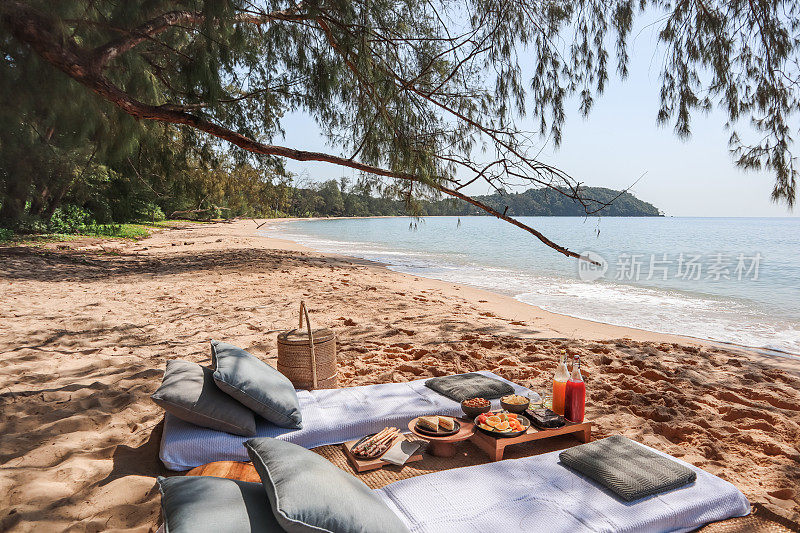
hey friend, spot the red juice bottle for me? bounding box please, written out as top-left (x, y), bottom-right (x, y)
top-left (564, 355), bottom-right (585, 423)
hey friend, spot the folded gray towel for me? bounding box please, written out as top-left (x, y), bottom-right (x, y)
top-left (425, 372), bottom-right (514, 402)
top-left (559, 435), bottom-right (697, 501)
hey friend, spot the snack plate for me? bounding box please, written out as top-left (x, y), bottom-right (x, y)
top-left (350, 432), bottom-right (399, 459)
top-left (474, 413), bottom-right (531, 438)
top-left (414, 419), bottom-right (461, 437)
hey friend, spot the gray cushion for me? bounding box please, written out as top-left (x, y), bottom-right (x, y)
top-left (559, 435), bottom-right (697, 501)
top-left (157, 476), bottom-right (283, 532)
top-left (244, 437), bottom-right (410, 533)
top-left (425, 372), bottom-right (514, 402)
top-left (211, 340), bottom-right (302, 429)
top-left (151, 359), bottom-right (256, 436)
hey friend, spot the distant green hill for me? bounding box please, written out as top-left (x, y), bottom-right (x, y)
top-left (429, 186), bottom-right (662, 217)
top-left (284, 182), bottom-right (662, 218)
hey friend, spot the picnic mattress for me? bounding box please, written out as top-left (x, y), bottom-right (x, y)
top-left (376, 440), bottom-right (750, 533)
top-left (159, 371), bottom-right (530, 470)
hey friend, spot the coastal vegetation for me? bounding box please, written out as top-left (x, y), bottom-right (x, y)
top-left (0, 163), bottom-right (662, 234)
top-left (1, 1), bottom-right (796, 258)
top-left (280, 182), bottom-right (661, 218)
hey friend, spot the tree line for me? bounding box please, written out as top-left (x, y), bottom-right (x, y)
top-left (248, 180), bottom-right (661, 219)
top-left (0, 123), bottom-right (660, 232)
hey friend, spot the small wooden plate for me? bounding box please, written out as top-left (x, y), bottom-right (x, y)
top-left (414, 419), bottom-right (461, 437)
top-left (350, 432), bottom-right (399, 460)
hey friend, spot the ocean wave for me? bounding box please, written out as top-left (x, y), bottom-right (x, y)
top-left (262, 218), bottom-right (800, 354)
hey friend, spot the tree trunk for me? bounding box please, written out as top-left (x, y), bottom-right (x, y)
top-left (42, 181), bottom-right (71, 220)
top-left (0, 178), bottom-right (29, 227)
top-left (27, 184), bottom-right (48, 217)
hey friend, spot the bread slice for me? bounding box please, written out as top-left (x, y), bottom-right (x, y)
top-left (438, 416), bottom-right (455, 431)
top-left (417, 416), bottom-right (440, 431)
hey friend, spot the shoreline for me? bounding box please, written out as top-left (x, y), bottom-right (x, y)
top-left (2, 219), bottom-right (799, 530)
top-left (259, 218), bottom-right (800, 364)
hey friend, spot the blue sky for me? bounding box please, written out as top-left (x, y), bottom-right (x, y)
top-left (276, 15), bottom-right (796, 218)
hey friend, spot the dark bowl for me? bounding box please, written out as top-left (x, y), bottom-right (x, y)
top-left (461, 399), bottom-right (491, 418)
top-left (500, 397), bottom-right (530, 414)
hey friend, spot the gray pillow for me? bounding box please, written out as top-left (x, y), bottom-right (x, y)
top-left (244, 437), bottom-right (410, 533)
top-left (158, 476), bottom-right (283, 532)
top-left (211, 340), bottom-right (302, 429)
top-left (151, 359), bottom-right (256, 436)
top-left (559, 435), bottom-right (697, 501)
top-left (425, 372), bottom-right (514, 402)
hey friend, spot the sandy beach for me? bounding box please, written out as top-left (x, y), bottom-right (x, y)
top-left (1, 219), bottom-right (799, 532)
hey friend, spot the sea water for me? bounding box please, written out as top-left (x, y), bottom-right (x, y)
top-left (263, 216), bottom-right (800, 355)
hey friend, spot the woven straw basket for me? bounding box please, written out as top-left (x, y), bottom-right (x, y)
top-left (277, 301), bottom-right (337, 390)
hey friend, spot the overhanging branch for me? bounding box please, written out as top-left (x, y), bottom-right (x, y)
top-left (1, 1), bottom-right (592, 262)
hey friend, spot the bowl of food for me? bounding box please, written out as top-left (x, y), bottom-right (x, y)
top-left (500, 394), bottom-right (530, 414)
top-left (461, 397), bottom-right (491, 418)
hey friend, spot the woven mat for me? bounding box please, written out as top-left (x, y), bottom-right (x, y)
top-left (312, 433), bottom-right (580, 489)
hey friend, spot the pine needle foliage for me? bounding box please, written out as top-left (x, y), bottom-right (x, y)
top-left (1, 1), bottom-right (797, 255)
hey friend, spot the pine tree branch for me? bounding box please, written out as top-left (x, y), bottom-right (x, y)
top-left (1, 1), bottom-right (592, 262)
top-left (91, 6), bottom-right (313, 67)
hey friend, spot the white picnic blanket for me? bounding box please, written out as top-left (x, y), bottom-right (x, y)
top-left (376, 440), bottom-right (750, 533)
top-left (159, 371), bottom-right (532, 470)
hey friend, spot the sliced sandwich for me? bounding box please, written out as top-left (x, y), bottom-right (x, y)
top-left (417, 416), bottom-right (440, 431)
top-left (438, 416), bottom-right (455, 431)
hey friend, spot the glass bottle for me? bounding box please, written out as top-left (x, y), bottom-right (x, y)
top-left (551, 351), bottom-right (570, 415)
top-left (564, 355), bottom-right (586, 423)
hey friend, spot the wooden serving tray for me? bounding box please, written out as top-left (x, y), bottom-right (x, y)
top-left (342, 436), bottom-right (424, 472)
top-left (470, 414), bottom-right (592, 461)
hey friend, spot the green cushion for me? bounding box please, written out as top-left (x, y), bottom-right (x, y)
top-left (157, 476), bottom-right (282, 533)
top-left (211, 340), bottom-right (302, 429)
top-left (151, 359), bottom-right (256, 436)
top-left (425, 372), bottom-right (514, 402)
top-left (244, 437), bottom-right (410, 533)
top-left (559, 435), bottom-right (697, 501)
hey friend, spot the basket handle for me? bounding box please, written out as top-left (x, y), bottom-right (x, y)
top-left (298, 301), bottom-right (317, 388)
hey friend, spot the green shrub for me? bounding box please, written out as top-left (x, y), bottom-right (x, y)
top-left (137, 202), bottom-right (166, 222)
top-left (151, 205), bottom-right (166, 222)
top-left (0, 227), bottom-right (14, 242)
top-left (13, 214), bottom-right (49, 234)
top-left (49, 205), bottom-right (94, 233)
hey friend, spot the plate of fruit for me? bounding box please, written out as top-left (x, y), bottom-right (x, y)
top-left (474, 411), bottom-right (530, 438)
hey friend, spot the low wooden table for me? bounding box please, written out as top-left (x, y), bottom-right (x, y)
top-left (186, 461), bottom-right (260, 482)
top-left (470, 418), bottom-right (592, 461)
top-left (408, 417), bottom-right (475, 457)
